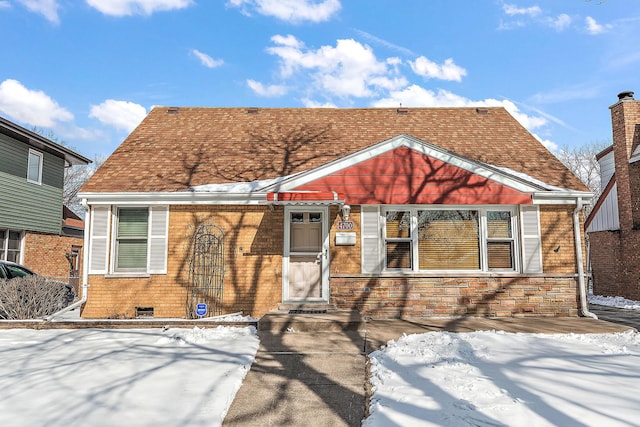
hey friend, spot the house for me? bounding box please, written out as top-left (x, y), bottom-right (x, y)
top-left (0, 116), bottom-right (91, 288)
top-left (78, 106), bottom-right (593, 319)
top-left (586, 91), bottom-right (640, 300)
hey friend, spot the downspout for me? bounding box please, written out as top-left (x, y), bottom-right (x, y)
top-left (45, 199), bottom-right (91, 321)
top-left (574, 197), bottom-right (597, 319)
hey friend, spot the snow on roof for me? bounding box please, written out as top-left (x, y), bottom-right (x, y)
top-left (189, 177), bottom-right (285, 193)
top-left (494, 166), bottom-right (568, 191)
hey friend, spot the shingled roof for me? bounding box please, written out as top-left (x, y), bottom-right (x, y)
top-left (82, 106), bottom-right (587, 193)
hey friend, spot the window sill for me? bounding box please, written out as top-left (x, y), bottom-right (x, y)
top-left (332, 272), bottom-right (576, 279)
top-left (104, 273), bottom-right (151, 279)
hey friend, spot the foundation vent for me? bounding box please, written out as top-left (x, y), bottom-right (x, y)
top-left (136, 306), bottom-right (154, 318)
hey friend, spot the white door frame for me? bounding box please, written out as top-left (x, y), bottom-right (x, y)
top-left (282, 205), bottom-right (330, 302)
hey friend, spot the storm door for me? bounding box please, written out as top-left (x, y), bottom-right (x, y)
top-left (283, 206), bottom-right (329, 302)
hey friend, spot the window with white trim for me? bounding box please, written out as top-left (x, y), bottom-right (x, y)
top-left (27, 149), bottom-right (43, 184)
top-left (382, 207), bottom-right (519, 272)
top-left (0, 229), bottom-right (22, 263)
top-left (114, 207), bottom-right (149, 272)
top-left (88, 205), bottom-right (169, 276)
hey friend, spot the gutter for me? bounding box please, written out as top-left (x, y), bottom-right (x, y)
top-left (45, 200), bottom-right (91, 321)
top-left (573, 197), bottom-right (597, 319)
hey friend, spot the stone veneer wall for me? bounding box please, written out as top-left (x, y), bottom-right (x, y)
top-left (330, 276), bottom-right (578, 318)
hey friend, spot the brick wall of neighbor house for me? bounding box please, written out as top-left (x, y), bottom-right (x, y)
top-left (592, 94), bottom-right (640, 301)
top-left (328, 205), bottom-right (581, 318)
top-left (82, 205), bottom-right (285, 319)
top-left (590, 230), bottom-right (621, 297)
top-left (22, 231), bottom-right (83, 281)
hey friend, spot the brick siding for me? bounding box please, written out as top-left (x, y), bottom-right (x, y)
top-left (22, 231), bottom-right (83, 282)
top-left (330, 276), bottom-right (578, 318)
top-left (83, 204), bottom-right (583, 318)
top-left (82, 205), bottom-right (284, 319)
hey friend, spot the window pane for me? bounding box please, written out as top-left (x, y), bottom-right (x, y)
top-left (291, 213), bottom-right (304, 223)
top-left (116, 208), bottom-right (148, 271)
top-left (117, 240), bottom-right (148, 269)
top-left (0, 230), bottom-right (5, 261)
top-left (118, 209), bottom-right (148, 237)
top-left (418, 210), bottom-right (479, 270)
top-left (386, 241), bottom-right (411, 269)
top-left (8, 231), bottom-right (21, 250)
top-left (27, 152), bottom-right (41, 182)
top-left (488, 242), bottom-right (514, 269)
top-left (487, 211), bottom-right (512, 238)
top-left (7, 231), bottom-right (21, 263)
top-left (386, 211), bottom-right (411, 238)
top-left (309, 212), bottom-right (322, 223)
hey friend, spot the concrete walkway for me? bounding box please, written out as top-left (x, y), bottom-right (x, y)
top-left (223, 312), bottom-right (633, 426)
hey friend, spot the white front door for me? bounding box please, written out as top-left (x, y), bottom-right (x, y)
top-left (283, 206), bottom-right (329, 302)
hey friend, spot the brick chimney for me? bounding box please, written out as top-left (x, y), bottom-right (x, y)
top-left (610, 91), bottom-right (640, 230)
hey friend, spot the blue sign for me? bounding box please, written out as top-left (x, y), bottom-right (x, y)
top-left (195, 303), bottom-right (207, 317)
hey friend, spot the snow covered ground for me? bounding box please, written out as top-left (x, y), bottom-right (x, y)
top-left (589, 294), bottom-right (640, 310)
top-left (365, 329), bottom-right (640, 427)
top-left (0, 326), bottom-right (259, 427)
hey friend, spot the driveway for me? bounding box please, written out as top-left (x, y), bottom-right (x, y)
top-left (589, 304), bottom-right (640, 331)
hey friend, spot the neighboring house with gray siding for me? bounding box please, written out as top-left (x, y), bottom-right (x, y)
top-left (0, 116), bottom-right (91, 282)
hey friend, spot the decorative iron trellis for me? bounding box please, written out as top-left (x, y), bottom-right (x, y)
top-left (187, 222), bottom-right (225, 318)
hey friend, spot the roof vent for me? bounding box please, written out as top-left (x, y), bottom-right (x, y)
top-left (475, 107), bottom-right (489, 114)
top-left (246, 107), bottom-right (259, 114)
top-left (167, 107), bottom-right (180, 114)
top-left (396, 107), bottom-right (409, 115)
top-left (618, 91), bottom-right (635, 101)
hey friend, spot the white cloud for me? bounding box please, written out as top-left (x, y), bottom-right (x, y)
top-left (409, 56), bottom-right (467, 82)
top-left (227, 0), bottom-right (340, 23)
top-left (533, 133), bottom-right (559, 152)
top-left (246, 80), bottom-right (288, 97)
top-left (301, 98), bottom-right (336, 108)
top-left (89, 99), bottom-right (147, 132)
top-left (0, 1), bottom-right (11, 9)
top-left (190, 49), bottom-right (224, 68)
top-left (503, 4), bottom-right (541, 17)
top-left (353, 30), bottom-right (415, 57)
top-left (86, 0), bottom-right (193, 17)
top-left (17, 0), bottom-right (60, 24)
top-left (585, 16), bottom-right (611, 35)
top-left (372, 85), bottom-right (547, 132)
top-left (547, 13), bottom-right (572, 31)
top-left (265, 35), bottom-right (406, 98)
top-left (0, 79), bottom-right (73, 127)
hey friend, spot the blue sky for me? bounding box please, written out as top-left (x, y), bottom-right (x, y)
top-left (0, 0), bottom-right (638, 159)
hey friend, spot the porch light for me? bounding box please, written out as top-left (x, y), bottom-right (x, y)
top-left (340, 204), bottom-right (351, 221)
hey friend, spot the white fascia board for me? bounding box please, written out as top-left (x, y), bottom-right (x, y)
top-left (532, 191), bottom-right (594, 205)
top-left (79, 191), bottom-right (268, 206)
top-left (262, 134), bottom-right (548, 194)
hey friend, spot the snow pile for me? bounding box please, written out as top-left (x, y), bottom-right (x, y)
top-left (0, 326), bottom-right (259, 427)
top-left (201, 312), bottom-right (259, 322)
top-left (365, 330), bottom-right (640, 427)
top-left (589, 294), bottom-right (640, 310)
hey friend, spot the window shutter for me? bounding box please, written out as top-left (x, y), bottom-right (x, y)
top-left (148, 206), bottom-right (168, 274)
top-left (89, 206), bottom-right (110, 274)
top-left (520, 206), bottom-right (543, 273)
top-left (361, 206), bottom-right (382, 273)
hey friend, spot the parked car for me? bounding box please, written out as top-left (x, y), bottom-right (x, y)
top-left (0, 260), bottom-right (75, 305)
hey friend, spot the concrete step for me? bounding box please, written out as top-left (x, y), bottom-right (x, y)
top-left (276, 303), bottom-right (338, 313)
top-left (258, 309), bottom-right (366, 333)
